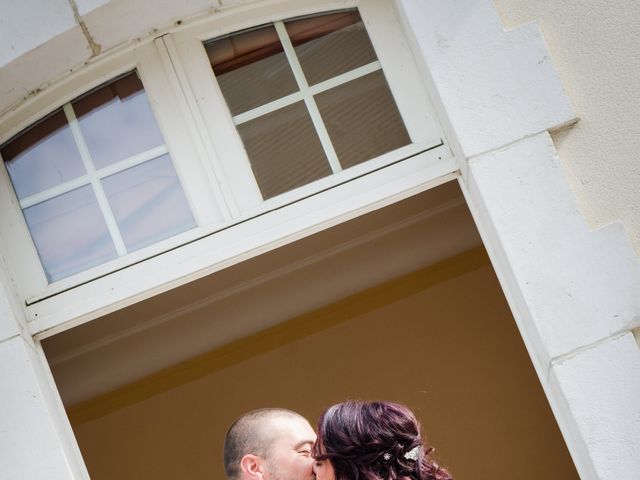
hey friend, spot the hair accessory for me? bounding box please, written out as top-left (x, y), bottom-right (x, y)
top-left (382, 453), bottom-right (392, 461)
top-left (403, 446), bottom-right (420, 461)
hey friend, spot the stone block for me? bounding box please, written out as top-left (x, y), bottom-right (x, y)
top-left (550, 333), bottom-right (640, 480)
top-left (395, 0), bottom-right (575, 158)
top-left (468, 133), bottom-right (640, 361)
top-left (0, 336), bottom-right (87, 479)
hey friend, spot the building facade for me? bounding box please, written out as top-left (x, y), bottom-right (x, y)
top-left (0, 1), bottom-right (639, 479)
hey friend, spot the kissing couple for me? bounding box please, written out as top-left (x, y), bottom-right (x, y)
top-left (223, 400), bottom-right (453, 480)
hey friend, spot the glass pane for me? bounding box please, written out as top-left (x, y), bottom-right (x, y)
top-left (206, 26), bottom-right (298, 116)
top-left (287, 11), bottom-right (377, 86)
top-left (315, 70), bottom-right (410, 169)
top-left (74, 73), bottom-right (165, 169)
top-left (102, 155), bottom-right (196, 252)
top-left (23, 185), bottom-right (118, 282)
top-left (1, 110), bottom-right (85, 199)
top-left (237, 102), bottom-right (331, 199)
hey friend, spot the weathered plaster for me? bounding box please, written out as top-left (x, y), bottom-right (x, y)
top-left (0, 26), bottom-right (91, 115)
top-left (74, 0), bottom-right (110, 17)
top-left (0, 0), bottom-right (77, 67)
top-left (80, 0), bottom-right (220, 52)
top-left (0, 0), bottom-right (222, 114)
top-left (68, 0), bottom-right (103, 56)
top-left (493, 0), bottom-right (640, 255)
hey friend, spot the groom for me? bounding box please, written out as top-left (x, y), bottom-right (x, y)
top-left (223, 408), bottom-right (317, 480)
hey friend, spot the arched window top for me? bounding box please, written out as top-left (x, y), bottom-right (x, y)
top-left (0, 0), bottom-right (450, 331)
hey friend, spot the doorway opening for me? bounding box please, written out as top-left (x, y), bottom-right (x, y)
top-left (41, 180), bottom-right (579, 479)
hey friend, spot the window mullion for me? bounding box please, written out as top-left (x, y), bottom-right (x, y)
top-left (233, 91), bottom-right (304, 125)
top-left (19, 175), bottom-right (91, 209)
top-left (232, 60), bottom-right (382, 127)
top-left (18, 145), bottom-right (169, 210)
top-left (62, 104), bottom-right (128, 256)
top-left (157, 35), bottom-right (238, 220)
top-left (308, 61), bottom-right (381, 96)
top-left (274, 21), bottom-right (342, 174)
top-left (95, 145), bottom-right (169, 179)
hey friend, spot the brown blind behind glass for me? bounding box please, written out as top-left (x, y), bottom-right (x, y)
top-left (206, 26), bottom-right (298, 115)
top-left (237, 101), bottom-right (331, 199)
top-left (286, 11), bottom-right (377, 85)
top-left (315, 70), bottom-right (410, 169)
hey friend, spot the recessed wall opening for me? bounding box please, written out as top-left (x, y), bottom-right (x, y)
top-left (41, 181), bottom-right (579, 480)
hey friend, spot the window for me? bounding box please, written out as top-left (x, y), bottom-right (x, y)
top-left (1, 73), bottom-right (196, 282)
top-left (205, 11), bottom-right (411, 199)
top-left (0, 0), bottom-right (450, 311)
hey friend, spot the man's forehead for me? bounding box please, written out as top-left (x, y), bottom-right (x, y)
top-left (267, 415), bottom-right (316, 443)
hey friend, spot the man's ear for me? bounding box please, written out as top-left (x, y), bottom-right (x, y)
top-left (240, 454), bottom-right (266, 480)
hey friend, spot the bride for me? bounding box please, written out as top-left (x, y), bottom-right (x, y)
top-left (312, 401), bottom-right (453, 480)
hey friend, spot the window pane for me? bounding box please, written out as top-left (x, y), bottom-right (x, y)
top-left (237, 102), bottom-right (331, 199)
top-left (315, 70), bottom-right (410, 169)
top-left (206, 26), bottom-right (298, 115)
top-left (23, 186), bottom-right (118, 282)
top-left (287, 11), bottom-right (377, 86)
top-left (1, 110), bottom-right (85, 199)
top-left (102, 155), bottom-right (196, 252)
top-left (74, 74), bottom-right (165, 169)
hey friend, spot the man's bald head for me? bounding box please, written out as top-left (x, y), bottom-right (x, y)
top-left (223, 408), bottom-right (310, 480)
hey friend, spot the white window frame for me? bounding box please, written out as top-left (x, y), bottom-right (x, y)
top-left (167, 0), bottom-right (445, 215)
top-left (0, 42), bottom-right (230, 300)
top-left (0, 0), bottom-right (455, 333)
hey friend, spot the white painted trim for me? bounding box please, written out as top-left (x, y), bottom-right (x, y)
top-left (19, 145), bottom-right (169, 209)
top-left (0, 157), bottom-right (49, 293)
top-left (156, 35), bottom-right (239, 220)
top-left (29, 147), bottom-right (457, 335)
top-left (63, 104), bottom-right (128, 256)
top-left (166, 35), bottom-right (265, 213)
top-left (232, 91), bottom-right (304, 125)
top-left (95, 145), bottom-right (169, 179)
top-left (231, 62), bottom-right (382, 126)
top-left (31, 339), bottom-right (91, 479)
top-left (174, 0), bottom-right (359, 43)
top-left (47, 195), bottom-right (465, 365)
top-left (1, 39), bottom-right (237, 299)
top-left (361, 0), bottom-right (443, 147)
top-left (308, 61), bottom-right (381, 95)
top-left (170, 0), bottom-right (444, 217)
top-left (19, 175), bottom-right (91, 210)
top-left (274, 20), bottom-right (342, 173)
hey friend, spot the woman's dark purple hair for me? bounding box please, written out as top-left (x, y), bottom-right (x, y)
top-left (312, 401), bottom-right (452, 480)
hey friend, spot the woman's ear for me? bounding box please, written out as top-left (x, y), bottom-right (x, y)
top-left (240, 454), bottom-right (265, 480)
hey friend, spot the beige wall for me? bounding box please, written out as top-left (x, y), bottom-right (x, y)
top-left (69, 260), bottom-right (578, 479)
top-left (493, 0), bottom-right (640, 256)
